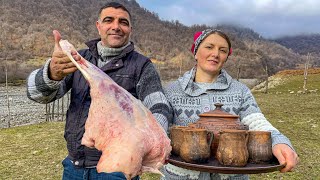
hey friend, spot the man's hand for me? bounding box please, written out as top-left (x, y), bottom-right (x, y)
top-left (49, 30), bottom-right (78, 81)
top-left (272, 144), bottom-right (299, 172)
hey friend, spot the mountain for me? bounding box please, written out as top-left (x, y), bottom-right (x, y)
top-left (0, 0), bottom-right (309, 82)
top-left (274, 34), bottom-right (320, 68)
top-left (274, 34), bottom-right (320, 56)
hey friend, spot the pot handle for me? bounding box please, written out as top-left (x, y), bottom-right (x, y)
top-left (207, 131), bottom-right (214, 146)
top-left (245, 130), bottom-right (249, 146)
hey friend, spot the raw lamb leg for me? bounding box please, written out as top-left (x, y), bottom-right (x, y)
top-left (59, 40), bottom-right (171, 179)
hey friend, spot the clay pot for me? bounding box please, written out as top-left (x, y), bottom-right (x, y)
top-left (216, 129), bottom-right (249, 167)
top-left (170, 126), bottom-right (190, 155)
top-left (179, 128), bottom-right (214, 163)
top-left (189, 103), bottom-right (248, 157)
top-left (247, 131), bottom-right (273, 163)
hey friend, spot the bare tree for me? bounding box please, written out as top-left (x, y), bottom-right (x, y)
top-left (2, 21), bottom-right (12, 127)
top-left (257, 51), bottom-right (271, 94)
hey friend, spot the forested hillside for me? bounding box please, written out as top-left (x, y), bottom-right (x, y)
top-left (0, 0), bottom-right (310, 82)
top-left (275, 34), bottom-right (320, 56)
top-left (274, 34), bottom-right (320, 68)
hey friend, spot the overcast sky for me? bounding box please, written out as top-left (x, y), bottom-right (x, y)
top-left (136, 0), bottom-right (320, 39)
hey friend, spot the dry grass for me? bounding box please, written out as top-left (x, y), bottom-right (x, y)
top-left (0, 122), bottom-right (66, 179)
top-left (250, 93), bottom-right (320, 179)
top-left (249, 70), bottom-right (320, 179)
top-left (0, 70), bottom-right (319, 179)
top-left (25, 57), bottom-right (48, 67)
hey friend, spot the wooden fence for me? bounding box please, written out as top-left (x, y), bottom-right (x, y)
top-left (45, 92), bottom-right (70, 122)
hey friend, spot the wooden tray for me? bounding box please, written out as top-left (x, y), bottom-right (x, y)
top-left (168, 155), bottom-right (285, 174)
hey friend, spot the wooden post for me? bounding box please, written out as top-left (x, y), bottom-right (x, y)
top-left (48, 103), bottom-right (51, 121)
top-left (264, 64), bottom-right (268, 94)
top-left (179, 58), bottom-right (183, 77)
top-left (67, 92), bottom-right (70, 111)
top-left (303, 53), bottom-right (310, 93)
top-left (157, 63), bottom-right (161, 77)
top-left (52, 101), bottom-right (55, 121)
top-left (57, 99), bottom-right (60, 120)
top-left (259, 54), bottom-right (269, 94)
top-left (45, 103), bottom-right (49, 122)
top-left (236, 59), bottom-right (241, 81)
top-left (61, 96), bottom-right (64, 121)
top-left (5, 57), bottom-right (11, 128)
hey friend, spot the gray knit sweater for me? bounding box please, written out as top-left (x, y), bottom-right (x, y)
top-left (162, 67), bottom-right (294, 180)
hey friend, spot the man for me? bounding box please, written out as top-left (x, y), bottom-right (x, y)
top-left (27, 2), bottom-right (172, 180)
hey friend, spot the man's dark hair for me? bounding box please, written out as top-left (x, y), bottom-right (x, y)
top-left (98, 2), bottom-right (132, 20)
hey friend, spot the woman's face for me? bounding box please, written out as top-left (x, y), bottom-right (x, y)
top-left (195, 33), bottom-right (230, 76)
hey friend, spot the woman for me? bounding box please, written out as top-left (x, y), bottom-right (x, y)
top-left (162, 29), bottom-right (299, 180)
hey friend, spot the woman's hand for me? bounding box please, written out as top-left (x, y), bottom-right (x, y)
top-left (272, 144), bottom-right (299, 172)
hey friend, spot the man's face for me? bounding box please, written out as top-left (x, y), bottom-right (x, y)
top-left (96, 7), bottom-right (132, 48)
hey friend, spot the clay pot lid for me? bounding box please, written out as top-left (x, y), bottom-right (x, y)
top-left (199, 103), bottom-right (239, 118)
